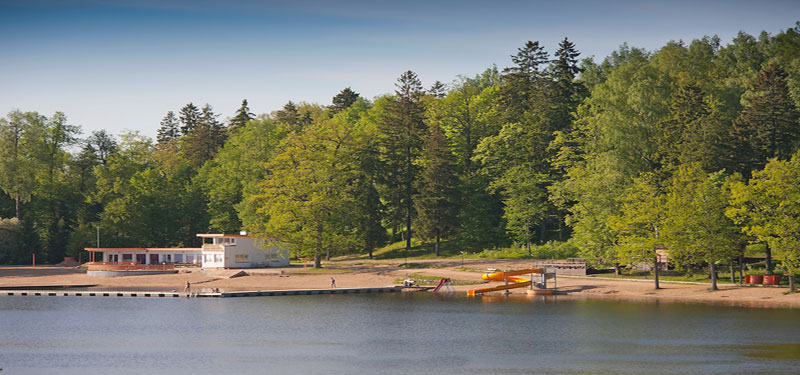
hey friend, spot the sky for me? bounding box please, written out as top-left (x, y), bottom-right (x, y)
top-left (1, 0), bottom-right (799, 139)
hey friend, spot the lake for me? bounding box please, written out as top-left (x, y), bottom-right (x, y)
top-left (1, 293), bottom-right (799, 374)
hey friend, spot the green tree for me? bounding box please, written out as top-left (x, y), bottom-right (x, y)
top-left (198, 117), bottom-right (286, 233)
top-left (229, 99), bottom-right (255, 131)
top-left (0, 217), bottom-right (24, 264)
top-left (658, 83), bottom-right (729, 172)
top-left (179, 103), bottom-right (200, 134)
top-left (275, 101), bottom-right (313, 131)
top-left (663, 164), bottom-right (740, 290)
top-left (86, 130), bottom-right (117, 165)
top-left (331, 87), bottom-right (360, 113)
top-left (608, 173), bottom-right (665, 289)
top-left (0, 110), bottom-right (42, 219)
top-left (376, 71), bottom-right (427, 252)
top-left (550, 37), bottom-right (585, 133)
top-left (736, 63), bottom-right (800, 175)
top-left (500, 40), bottom-right (549, 118)
top-left (475, 119), bottom-right (551, 253)
top-left (181, 104), bottom-right (227, 167)
top-left (157, 111), bottom-right (180, 144)
top-left (248, 116), bottom-right (366, 267)
top-left (414, 123), bottom-right (459, 256)
top-left (430, 72), bottom-right (506, 246)
top-left (727, 152), bottom-right (800, 290)
top-left (428, 81), bottom-right (447, 98)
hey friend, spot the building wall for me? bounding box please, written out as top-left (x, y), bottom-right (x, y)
top-left (102, 251), bottom-right (201, 265)
top-left (199, 237), bottom-right (290, 269)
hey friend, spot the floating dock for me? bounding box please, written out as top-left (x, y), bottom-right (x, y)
top-left (0, 286), bottom-right (404, 298)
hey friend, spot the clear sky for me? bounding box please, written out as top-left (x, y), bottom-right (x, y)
top-left (1, 0), bottom-right (799, 139)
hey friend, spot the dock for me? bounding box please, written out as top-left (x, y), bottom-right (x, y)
top-left (0, 286), bottom-right (405, 298)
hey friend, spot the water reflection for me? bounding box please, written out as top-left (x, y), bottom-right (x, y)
top-left (0, 293), bottom-right (798, 375)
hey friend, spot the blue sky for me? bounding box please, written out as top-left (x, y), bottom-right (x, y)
top-left (1, 0), bottom-right (799, 139)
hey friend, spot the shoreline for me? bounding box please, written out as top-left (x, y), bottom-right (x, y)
top-left (2, 260), bottom-right (799, 309)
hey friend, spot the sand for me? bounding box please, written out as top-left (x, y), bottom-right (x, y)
top-left (2, 259), bottom-right (799, 308)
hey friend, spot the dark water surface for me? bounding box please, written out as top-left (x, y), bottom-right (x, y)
top-left (1, 293), bottom-right (799, 374)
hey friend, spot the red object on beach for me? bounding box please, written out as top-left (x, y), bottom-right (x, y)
top-left (750, 274), bottom-right (764, 284)
top-left (744, 275), bottom-right (752, 284)
top-left (763, 275), bottom-right (780, 285)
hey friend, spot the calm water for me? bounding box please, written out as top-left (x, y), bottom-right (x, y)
top-left (1, 293), bottom-right (799, 374)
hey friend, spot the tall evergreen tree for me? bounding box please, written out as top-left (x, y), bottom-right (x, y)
top-left (414, 123), bottom-right (459, 256)
top-left (157, 111), bottom-right (180, 144)
top-left (550, 37), bottom-right (584, 132)
top-left (659, 83), bottom-right (729, 172)
top-left (377, 71), bottom-right (427, 253)
top-left (182, 104), bottom-right (226, 166)
top-left (275, 101), bottom-right (301, 128)
top-left (179, 103), bottom-right (200, 135)
top-left (736, 63), bottom-right (800, 172)
top-left (229, 99), bottom-right (255, 131)
top-left (500, 40), bottom-right (549, 116)
top-left (428, 81), bottom-right (447, 98)
top-left (331, 88), bottom-right (360, 113)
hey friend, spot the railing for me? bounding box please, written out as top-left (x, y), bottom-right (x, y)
top-left (87, 262), bottom-right (176, 271)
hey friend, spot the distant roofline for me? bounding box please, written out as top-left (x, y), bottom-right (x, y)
top-left (196, 233), bottom-right (252, 238)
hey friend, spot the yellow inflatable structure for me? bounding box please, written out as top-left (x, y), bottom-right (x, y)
top-left (466, 268), bottom-right (542, 296)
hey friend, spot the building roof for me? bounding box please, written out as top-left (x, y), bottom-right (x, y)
top-left (195, 233), bottom-right (252, 238)
top-left (84, 248), bottom-right (203, 252)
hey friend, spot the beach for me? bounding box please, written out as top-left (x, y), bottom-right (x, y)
top-left (1, 259), bottom-right (798, 308)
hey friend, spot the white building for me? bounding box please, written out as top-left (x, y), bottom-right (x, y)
top-left (86, 233), bottom-right (289, 269)
top-left (87, 247), bottom-right (203, 265)
top-left (197, 233), bottom-right (290, 268)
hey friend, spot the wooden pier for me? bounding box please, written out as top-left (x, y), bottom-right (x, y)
top-left (0, 286), bottom-right (405, 298)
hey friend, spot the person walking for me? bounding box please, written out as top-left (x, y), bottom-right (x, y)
top-left (330, 277), bottom-right (336, 288)
top-left (185, 281), bottom-right (191, 292)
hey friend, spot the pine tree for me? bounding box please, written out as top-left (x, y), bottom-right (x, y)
top-left (550, 37), bottom-right (584, 132)
top-left (182, 104), bottom-right (227, 166)
top-left (428, 81), bottom-right (447, 98)
top-left (501, 40), bottom-right (549, 115)
top-left (157, 111), bottom-right (180, 144)
top-left (737, 63), bottom-right (800, 170)
top-left (229, 99), bottom-right (255, 131)
top-left (331, 87), bottom-right (360, 113)
top-left (415, 123), bottom-right (459, 256)
top-left (179, 103), bottom-right (200, 135)
top-left (377, 71), bottom-right (427, 253)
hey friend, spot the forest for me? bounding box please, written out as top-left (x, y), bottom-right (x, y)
top-left (2, 23), bottom-right (800, 285)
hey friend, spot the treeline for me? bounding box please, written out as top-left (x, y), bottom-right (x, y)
top-left (2, 23), bottom-right (800, 282)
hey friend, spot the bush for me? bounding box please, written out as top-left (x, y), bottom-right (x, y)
top-left (0, 217), bottom-right (24, 264)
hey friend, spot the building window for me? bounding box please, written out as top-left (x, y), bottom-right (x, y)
top-left (214, 254), bottom-right (222, 262)
top-left (235, 254), bottom-right (248, 263)
top-left (122, 254), bottom-right (132, 261)
top-left (223, 237), bottom-right (237, 246)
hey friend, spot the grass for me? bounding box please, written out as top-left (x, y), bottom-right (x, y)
top-left (594, 270), bottom-right (789, 285)
top-left (334, 237), bottom-right (579, 262)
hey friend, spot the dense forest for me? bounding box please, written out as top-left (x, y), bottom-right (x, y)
top-left (2, 23), bottom-right (800, 284)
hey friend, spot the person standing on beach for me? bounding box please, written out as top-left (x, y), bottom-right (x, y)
top-left (330, 277), bottom-right (336, 288)
top-left (185, 281), bottom-right (191, 292)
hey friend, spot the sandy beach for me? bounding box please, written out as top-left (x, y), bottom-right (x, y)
top-left (2, 259), bottom-right (799, 309)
